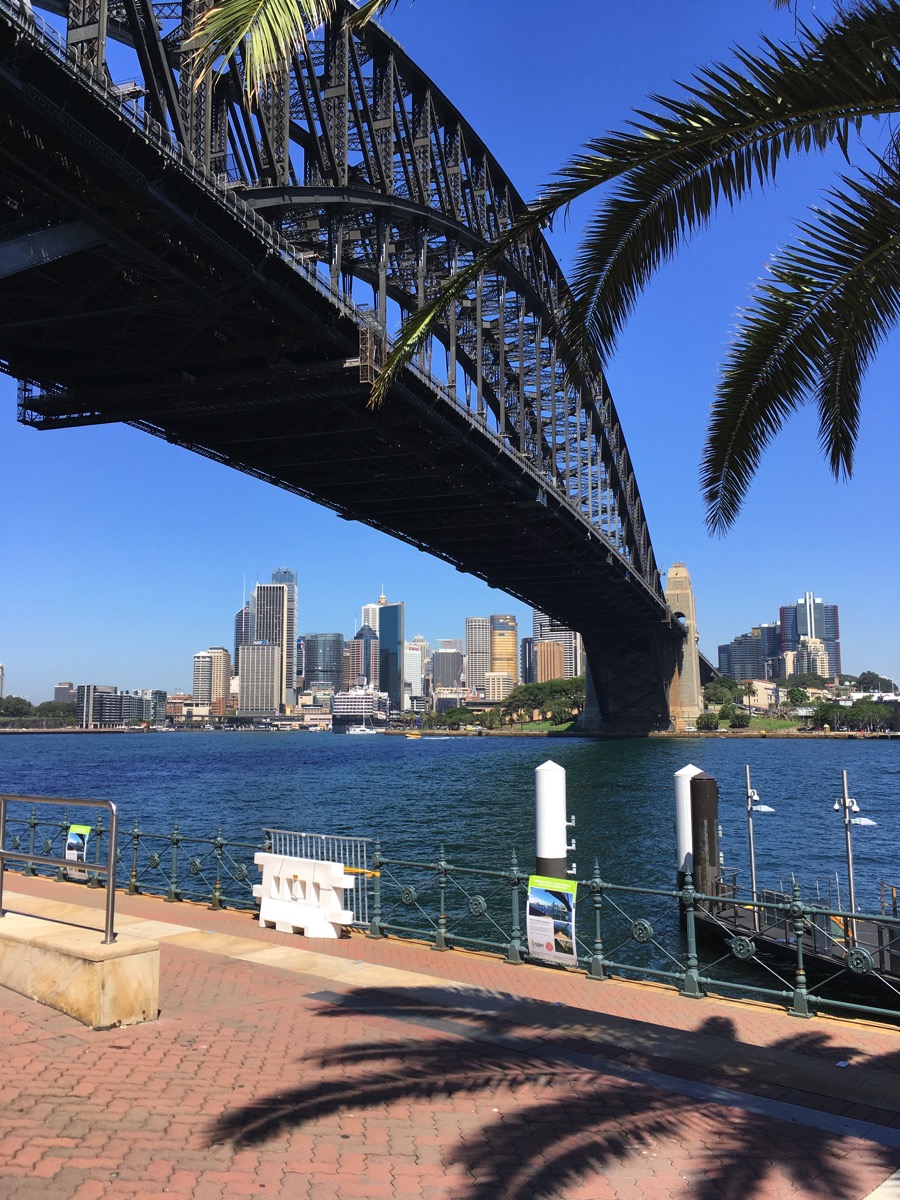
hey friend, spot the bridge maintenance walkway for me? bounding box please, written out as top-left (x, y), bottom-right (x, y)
top-left (1, 873), bottom-right (900, 1200)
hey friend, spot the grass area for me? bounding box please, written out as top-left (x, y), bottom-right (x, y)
top-left (749, 716), bottom-right (801, 731)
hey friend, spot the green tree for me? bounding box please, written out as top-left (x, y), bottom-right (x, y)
top-left (786, 687), bottom-right (810, 706)
top-left (696, 712), bottom-right (720, 731)
top-left (857, 670), bottom-right (894, 692)
top-left (740, 682), bottom-right (757, 712)
top-left (0, 695), bottom-right (33, 718)
top-left (704, 677), bottom-right (739, 707)
top-left (718, 702), bottom-right (738, 723)
top-left (729, 709), bottom-right (751, 729)
top-left (373, 1), bottom-right (900, 532)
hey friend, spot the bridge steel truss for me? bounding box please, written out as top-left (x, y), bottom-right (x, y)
top-left (0, 0), bottom-right (687, 731)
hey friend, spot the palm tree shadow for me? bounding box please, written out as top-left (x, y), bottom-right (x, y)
top-left (205, 986), bottom-right (899, 1200)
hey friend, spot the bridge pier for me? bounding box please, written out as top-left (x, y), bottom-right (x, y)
top-left (581, 629), bottom-right (677, 735)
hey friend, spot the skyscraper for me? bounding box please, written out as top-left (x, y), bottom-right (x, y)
top-left (404, 642), bottom-right (425, 703)
top-left (303, 633), bottom-right (345, 693)
top-left (192, 652), bottom-right (213, 705)
top-left (490, 614), bottom-right (519, 684)
top-left (250, 580), bottom-right (294, 709)
top-left (780, 592), bottom-right (841, 678)
top-left (532, 610), bottom-right (581, 677)
top-left (271, 568), bottom-right (298, 702)
top-left (432, 647), bottom-right (463, 689)
top-left (465, 617), bottom-right (491, 691)
top-left (378, 601), bottom-right (404, 713)
top-left (237, 644), bottom-right (281, 716)
top-left (234, 602), bottom-right (251, 677)
top-left (347, 625), bottom-right (379, 687)
top-left (535, 640), bottom-right (565, 683)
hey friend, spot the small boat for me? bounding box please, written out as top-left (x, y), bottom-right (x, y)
top-left (347, 719), bottom-right (378, 735)
top-left (405, 732), bottom-right (421, 740)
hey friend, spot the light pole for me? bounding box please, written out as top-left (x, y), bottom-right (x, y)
top-left (833, 770), bottom-right (876, 945)
top-left (745, 764), bottom-right (775, 932)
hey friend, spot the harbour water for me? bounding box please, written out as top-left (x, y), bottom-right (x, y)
top-left (0, 733), bottom-right (897, 912)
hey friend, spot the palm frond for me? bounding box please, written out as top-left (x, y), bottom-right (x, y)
top-left (184, 0), bottom-right (336, 98)
top-left (702, 162), bottom-right (900, 534)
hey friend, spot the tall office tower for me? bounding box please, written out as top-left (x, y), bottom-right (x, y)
top-left (490, 615), bottom-right (519, 684)
top-left (780, 592), bottom-right (841, 678)
top-left (436, 638), bottom-right (464, 654)
top-left (465, 617), bottom-right (491, 691)
top-left (149, 690), bottom-right (167, 724)
top-left (347, 624), bottom-right (379, 687)
top-left (303, 633), bottom-right (345, 693)
top-left (54, 682), bottom-right (76, 704)
top-left (208, 647), bottom-right (232, 713)
top-left (233, 602), bottom-right (251, 676)
top-left (271, 568), bottom-right (298, 702)
top-left (361, 602), bottom-right (380, 635)
top-left (484, 671), bottom-right (514, 701)
top-left (520, 637), bottom-right (535, 684)
top-left (192, 652), bottom-right (213, 704)
top-left (237, 644), bottom-right (281, 716)
top-left (433, 647), bottom-right (463, 689)
top-left (404, 642), bottom-right (425, 703)
top-left (251, 580), bottom-right (294, 708)
top-left (410, 633), bottom-right (430, 662)
top-left (535, 640), bottom-right (565, 683)
top-left (378, 601), bottom-right (404, 714)
top-left (532, 610), bottom-right (581, 677)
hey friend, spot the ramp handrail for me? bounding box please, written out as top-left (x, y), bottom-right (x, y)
top-left (0, 794), bottom-right (119, 943)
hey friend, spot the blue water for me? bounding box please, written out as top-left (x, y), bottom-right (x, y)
top-left (1, 732), bottom-right (897, 911)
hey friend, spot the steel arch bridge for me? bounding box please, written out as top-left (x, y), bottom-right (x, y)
top-left (0, 0), bottom-right (692, 731)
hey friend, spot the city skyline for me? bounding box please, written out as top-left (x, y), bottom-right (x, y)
top-left (1, 1), bottom-right (898, 701)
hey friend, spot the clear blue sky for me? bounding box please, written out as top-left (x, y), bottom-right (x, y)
top-left (2, 0), bottom-right (897, 701)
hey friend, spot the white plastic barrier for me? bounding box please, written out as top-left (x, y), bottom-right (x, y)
top-left (252, 852), bottom-right (354, 938)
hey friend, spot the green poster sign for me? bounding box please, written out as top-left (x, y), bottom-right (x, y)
top-left (526, 874), bottom-right (578, 966)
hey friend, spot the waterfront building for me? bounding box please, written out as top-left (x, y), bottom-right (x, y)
top-left (208, 647), bottom-right (231, 710)
top-left (465, 617), bottom-right (491, 692)
top-left (237, 643), bottom-right (281, 717)
top-left (53, 682), bottom-right (76, 704)
top-left (535, 639), bottom-right (565, 683)
top-left (378, 601), bottom-right (404, 714)
top-left (532, 610), bottom-right (581, 677)
top-left (780, 592), bottom-right (841, 678)
top-left (76, 683), bottom-right (117, 729)
top-left (303, 633), bottom-right (345, 693)
top-left (520, 638), bottom-right (535, 685)
top-left (490, 615), bottom-right (519, 684)
top-left (432, 647), bottom-right (463, 690)
top-left (484, 671), bottom-right (515, 702)
top-left (233, 602), bottom-right (251, 676)
top-left (433, 689), bottom-right (468, 714)
top-left (192, 652), bottom-right (213, 705)
top-left (149, 689), bottom-right (167, 724)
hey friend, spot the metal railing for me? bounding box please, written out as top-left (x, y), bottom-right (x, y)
top-left (2, 795), bottom-right (898, 1024)
top-left (0, 793), bottom-right (119, 943)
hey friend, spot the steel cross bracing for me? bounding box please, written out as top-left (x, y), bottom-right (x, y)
top-left (0, 0), bottom-right (687, 730)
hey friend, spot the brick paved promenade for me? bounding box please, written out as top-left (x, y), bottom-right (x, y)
top-left (1, 874), bottom-right (900, 1200)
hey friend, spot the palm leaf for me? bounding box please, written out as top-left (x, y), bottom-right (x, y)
top-left (702, 161), bottom-right (900, 533)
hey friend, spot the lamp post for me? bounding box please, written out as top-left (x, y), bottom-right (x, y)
top-left (745, 765), bottom-right (775, 932)
top-left (834, 769), bottom-right (863, 945)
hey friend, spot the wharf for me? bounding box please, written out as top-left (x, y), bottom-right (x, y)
top-left (2, 874), bottom-right (900, 1200)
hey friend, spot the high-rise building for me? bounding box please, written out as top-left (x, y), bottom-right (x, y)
top-left (465, 617), bottom-right (491, 691)
top-left (53, 682), bottom-right (76, 704)
top-left (251, 579), bottom-right (294, 709)
top-left (76, 684), bottom-right (117, 729)
top-left (378, 601), bottom-right (404, 713)
top-left (233, 602), bottom-right (251, 676)
top-left (490, 615), bottom-right (519, 684)
top-left (237, 644), bottom-right (281, 716)
top-left (347, 624), bottom-right (379, 687)
top-left (303, 633), bottom-right (345, 693)
top-left (535, 640), bottom-right (565, 683)
top-left (780, 592), bottom-right (841, 678)
top-left (271, 568), bottom-right (298, 701)
top-left (718, 623), bottom-right (781, 682)
top-left (532, 610), bottom-right (581, 677)
top-left (192, 652), bottom-right (213, 705)
top-left (404, 642), bottom-right (425, 704)
top-left (433, 647), bottom-right (463, 689)
top-left (484, 672), bottom-right (514, 701)
top-left (520, 637), bottom-right (535, 685)
top-left (208, 647), bottom-right (231, 713)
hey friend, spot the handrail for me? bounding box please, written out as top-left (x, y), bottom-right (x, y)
top-left (0, 794), bottom-right (119, 943)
